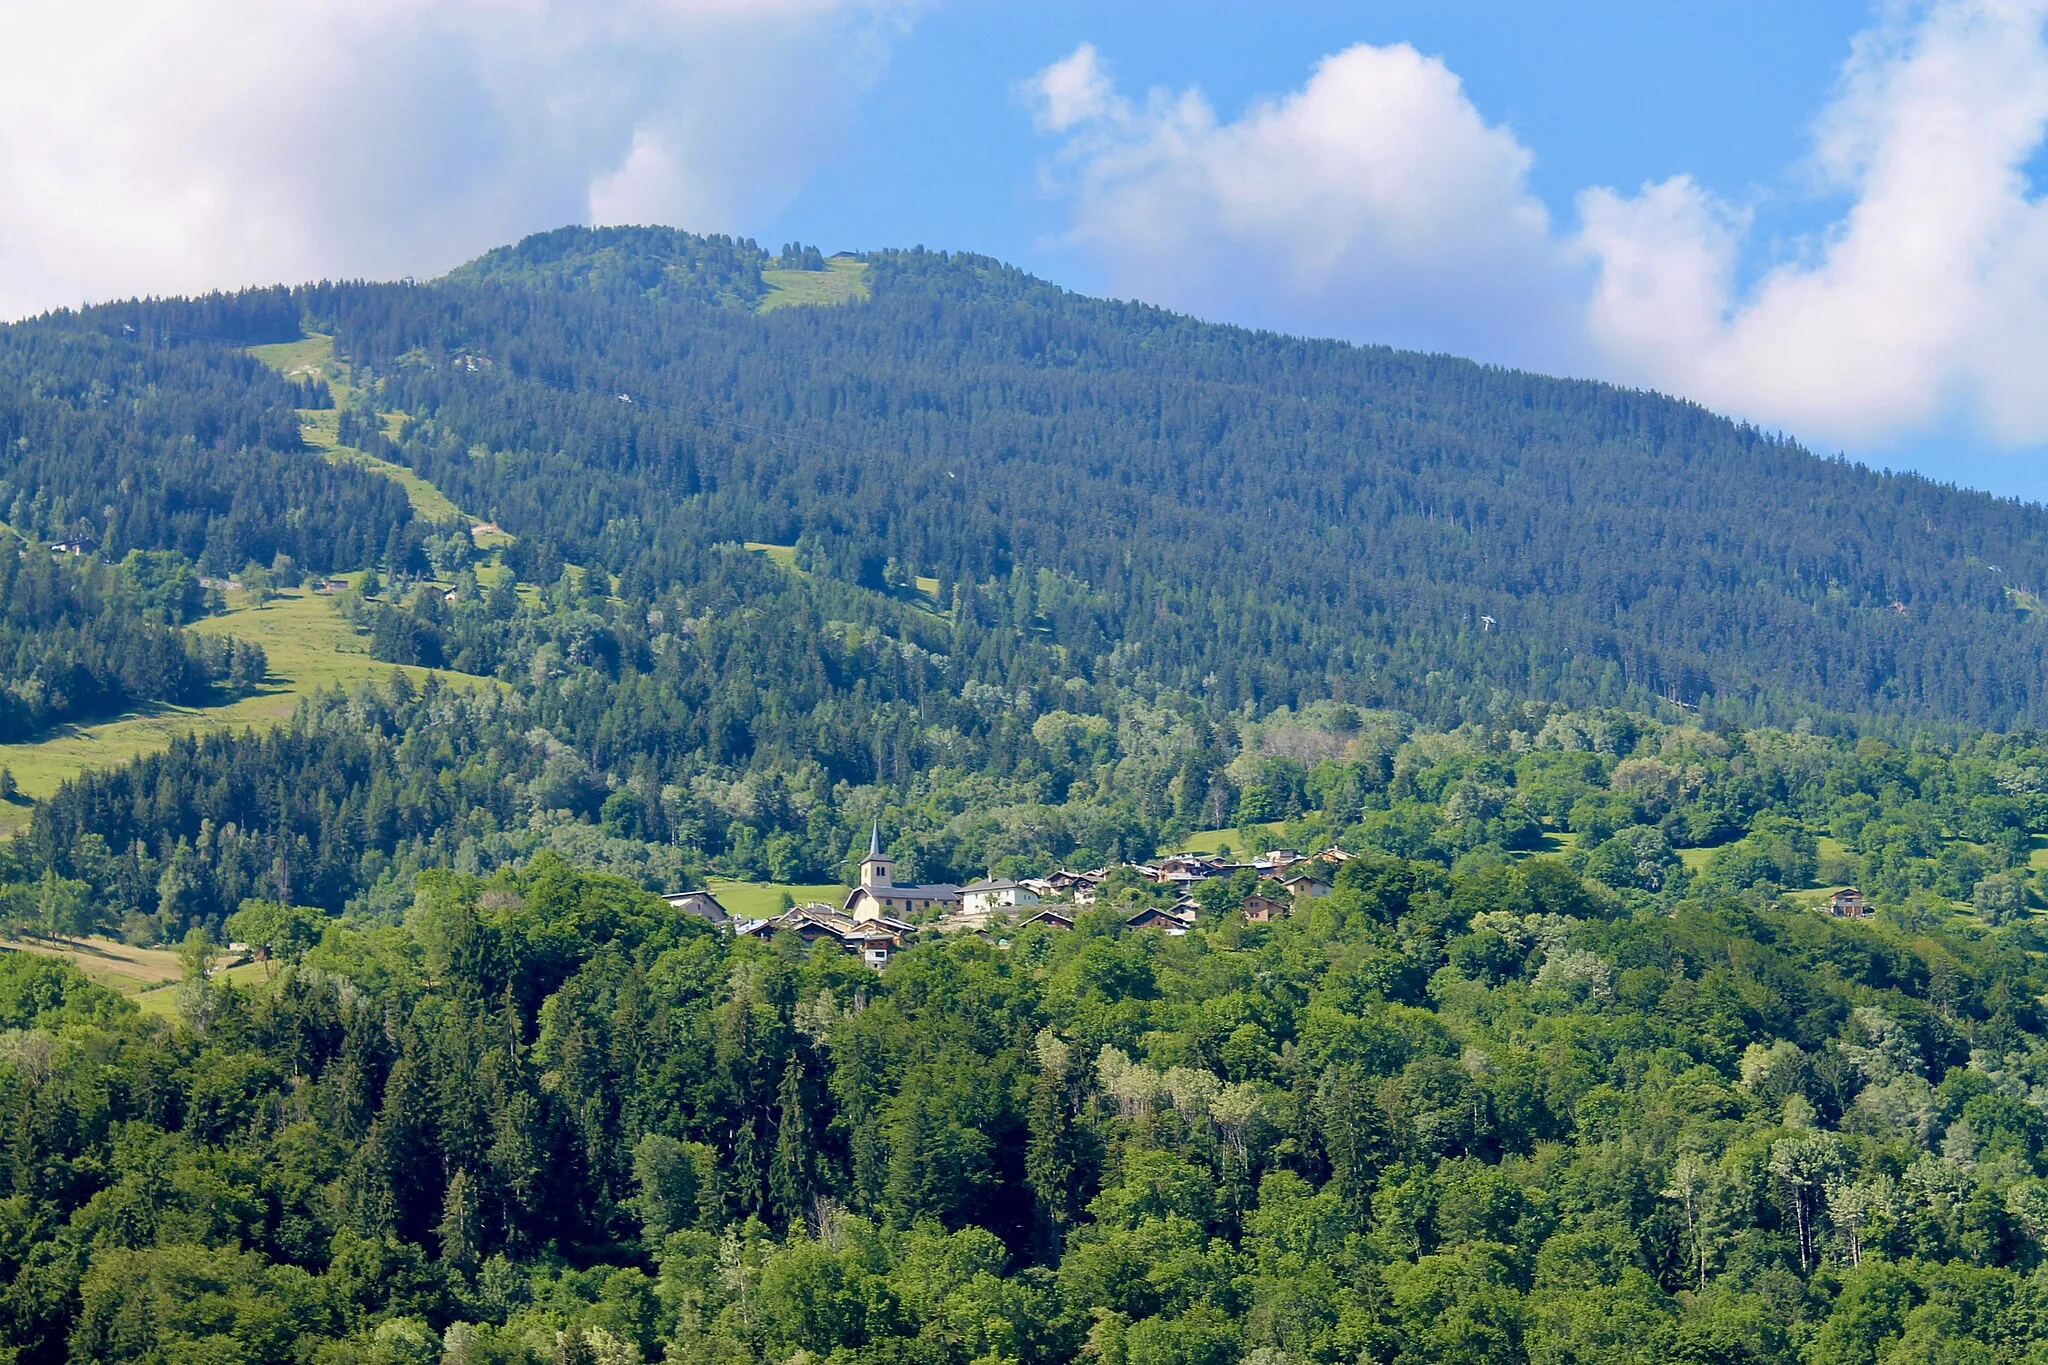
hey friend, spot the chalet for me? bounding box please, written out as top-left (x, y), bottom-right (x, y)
top-left (1017, 907), bottom-right (1076, 931)
top-left (1282, 873), bottom-right (1332, 901)
top-left (843, 824), bottom-right (961, 922)
top-left (1242, 893), bottom-right (1290, 923)
top-left (1311, 846), bottom-right (1353, 867)
top-left (738, 903), bottom-right (904, 968)
top-left (961, 878), bottom-right (1041, 916)
top-left (660, 890), bottom-right (730, 927)
top-left (1126, 903), bottom-right (1196, 934)
top-left (48, 538), bottom-right (92, 556)
top-left (1041, 869), bottom-right (1091, 894)
top-left (1826, 887), bottom-right (1871, 918)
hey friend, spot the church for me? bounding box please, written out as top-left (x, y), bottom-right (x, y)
top-left (844, 825), bottom-right (962, 922)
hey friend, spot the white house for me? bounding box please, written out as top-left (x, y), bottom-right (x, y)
top-left (960, 878), bottom-right (1041, 916)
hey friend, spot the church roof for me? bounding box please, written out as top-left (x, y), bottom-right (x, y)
top-left (867, 822), bottom-right (884, 859)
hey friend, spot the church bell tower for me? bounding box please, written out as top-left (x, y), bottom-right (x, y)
top-left (859, 823), bottom-right (895, 890)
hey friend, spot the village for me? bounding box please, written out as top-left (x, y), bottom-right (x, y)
top-left (660, 825), bottom-right (1354, 968)
top-left (657, 828), bottom-right (1889, 969)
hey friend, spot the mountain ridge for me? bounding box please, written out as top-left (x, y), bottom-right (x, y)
top-left (25, 224), bottom-right (2048, 733)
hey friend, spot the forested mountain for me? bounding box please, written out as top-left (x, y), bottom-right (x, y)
top-left (8, 228), bottom-right (2048, 1360)
top-left (309, 231), bottom-right (2048, 732)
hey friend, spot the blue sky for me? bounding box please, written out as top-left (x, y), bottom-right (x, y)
top-left (5, 1), bottom-right (2048, 500)
top-left (771, 1), bottom-right (1867, 286)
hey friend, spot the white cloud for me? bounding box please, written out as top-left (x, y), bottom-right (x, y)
top-left (0, 0), bottom-right (909, 319)
top-left (1032, 0), bottom-right (2048, 453)
top-left (1582, 0), bottom-right (2048, 445)
top-left (1025, 41), bottom-right (1581, 367)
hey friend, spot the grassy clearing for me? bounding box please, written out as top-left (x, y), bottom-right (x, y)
top-left (250, 334), bottom-right (487, 530)
top-left (0, 936), bottom-right (280, 1017)
top-left (247, 335), bottom-right (343, 384)
top-left (297, 407), bottom-right (463, 522)
top-left (1174, 826), bottom-right (1282, 858)
top-left (759, 259), bottom-right (870, 313)
top-left (744, 542), bottom-right (800, 571)
top-left (1, 935), bottom-right (182, 997)
top-left (0, 588), bottom-right (484, 835)
top-left (706, 879), bottom-right (851, 919)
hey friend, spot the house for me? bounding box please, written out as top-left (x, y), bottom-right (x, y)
top-left (738, 902), bottom-right (906, 968)
top-left (1826, 887), bottom-right (1871, 918)
top-left (48, 538), bottom-right (92, 556)
top-left (1153, 853), bottom-right (1226, 883)
top-left (660, 890), bottom-right (730, 927)
top-left (1242, 894), bottom-right (1290, 923)
top-left (961, 878), bottom-right (1041, 916)
top-left (1311, 846), bottom-right (1353, 867)
top-left (843, 824), bottom-right (962, 922)
top-left (1126, 904), bottom-right (1195, 934)
top-left (1017, 907), bottom-right (1076, 931)
top-left (1282, 873), bottom-right (1332, 901)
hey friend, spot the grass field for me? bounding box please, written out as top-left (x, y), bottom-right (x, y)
top-left (246, 335), bottom-right (342, 385)
top-left (0, 588), bottom-right (484, 834)
top-left (759, 259), bottom-right (870, 313)
top-left (0, 934), bottom-right (275, 1017)
top-left (1173, 826), bottom-right (1282, 858)
top-left (744, 542), bottom-right (800, 570)
top-left (706, 879), bottom-right (851, 918)
top-left (2, 935), bottom-right (183, 996)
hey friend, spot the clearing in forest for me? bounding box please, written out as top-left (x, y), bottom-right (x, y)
top-left (759, 258), bottom-right (870, 312)
top-left (250, 333), bottom-right (503, 535)
top-left (0, 587), bottom-right (480, 835)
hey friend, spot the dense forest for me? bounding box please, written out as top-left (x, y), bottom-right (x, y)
top-left (6, 227), bottom-right (2048, 1359)
top-left (6, 825), bottom-right (2048, 1362)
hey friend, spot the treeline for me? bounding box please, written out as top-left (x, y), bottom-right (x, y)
top-left (5, 844), bottom-right (2048, 1360)
top-left (0, 548), bottom-right (264, 741)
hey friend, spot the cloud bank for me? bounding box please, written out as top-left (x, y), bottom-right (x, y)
top-left (1029, 0), bottom-right (2048, 453)
top-left (0, 0), bottom-right (906, 319)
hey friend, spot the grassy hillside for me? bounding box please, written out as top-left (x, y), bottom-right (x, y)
top-left (704, 878), bottom-right (854, 918)
top-left (0, 586), bottom-right (482, 834)
top-left (759, 257), bottom-right (870, 312)
top-left (249, 333), bottom-right (476, 526)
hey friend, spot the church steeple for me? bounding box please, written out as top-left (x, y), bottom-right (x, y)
top-left (860, 823), bottom-right (894, 889)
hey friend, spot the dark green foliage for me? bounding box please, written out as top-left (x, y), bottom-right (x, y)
top-left (298, 228), bottom-right (2048, 730)
top-left (0, 316), bottom-right (407, 574)
top-left (0, 849), bottom-right (2045, 1361)
top-left (0, 548), bottom-right (263, 740)
top-left (446, 224), bottom-right (771, 309)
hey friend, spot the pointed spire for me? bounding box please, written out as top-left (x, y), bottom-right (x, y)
top-left (868, 821), bottom-right (883, 859)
